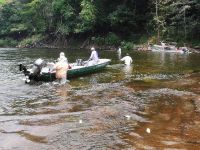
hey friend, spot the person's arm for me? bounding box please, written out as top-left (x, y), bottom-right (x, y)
top-left (89, 51), bottom-right (94, 61)
top-left (121, 57), bottom-right (125, 61)
top-left (95, 51), bottom-right (98, 59)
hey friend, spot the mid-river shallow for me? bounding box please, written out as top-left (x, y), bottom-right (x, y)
top-left (0, 48), bottom-right (200, 150)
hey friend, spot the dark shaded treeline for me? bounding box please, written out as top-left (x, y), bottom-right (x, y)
top-left (0, 0), bottom-right (199, 48)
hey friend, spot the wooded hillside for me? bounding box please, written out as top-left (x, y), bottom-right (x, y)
top-left (0, 0), bottom-right (199, 48)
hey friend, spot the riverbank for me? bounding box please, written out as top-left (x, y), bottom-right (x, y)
top-left (0, 36), bottom-right (200, 53)
top-left (17, 42), bottom-right (200, 54)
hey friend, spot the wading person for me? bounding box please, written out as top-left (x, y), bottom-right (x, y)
top-left (117, 47), bottom-right (122, 59)
top-left (58, 52), bottom-right (68, 63)
top-left (55, 53), bottom-right (68, 84)
top-left (88, 47), bottom-right (99, 66)
top-left (121, 53), bottom-right (133, 66)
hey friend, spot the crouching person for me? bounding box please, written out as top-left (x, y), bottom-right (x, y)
top-left (55, 58), bottom-right (68, 84)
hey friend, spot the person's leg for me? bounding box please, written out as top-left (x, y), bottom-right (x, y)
top-left (60, 77), bottom-right (66, 84)
top-left (87, 61), bottom-right (93, 66)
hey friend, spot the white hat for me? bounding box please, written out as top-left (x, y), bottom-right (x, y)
top-left (91, 47), bottom-right (95, 51)
top-left (60, 52), bottom-right (65, 57)
top-left (58, 52), bottom-right (67, 62)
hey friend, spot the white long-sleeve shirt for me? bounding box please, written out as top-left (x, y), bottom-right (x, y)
top-left (89, 50), bottom-right (99, 62)
top-left (118, 48), bottom-right (121, 55)
top-left (121, 56), bottom-right (133, 66)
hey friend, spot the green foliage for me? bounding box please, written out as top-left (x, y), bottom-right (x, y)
top-left (22, 0), bottom-right (52, 33)
top-left (91, 33), bottom-right (120, 46)
top-left (148, 36), bottom-right (158, 44)
top-left (91, 36), bottom-right (105, 45)
top-left (80, 0), bottom-right (96, 22)
top-left (53, 0), bottom-right (75, 35)
top-left (0, 1), bottom-right (24, 35)
top-left (120, 41), bottom-right (135, 50)
top-left (19, 34), bottom-right (44, 47)
top-left (104, 32), bottom-right (120, 46)
top-left (76, 0), bottom-right (96, 33)
top-left (10, 24), bottom-right (28, 33)
top-left (0, 38), bottom-right (18, 47)
top-left (149, 0), bottom-right (200, 42)
top-left (0, 0), bottom-right (199, 47)
top-left (138, 35), bottom-right (149, 44)
top-left (108, 5), bottom-right (137, 33)
top-left (0, 0), bottom-right (7, 5)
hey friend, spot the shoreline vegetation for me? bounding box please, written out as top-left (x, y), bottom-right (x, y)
top-left (0, 0), bottom-right (199, 52)
top-left (0, 36), bottom-right (199, 53)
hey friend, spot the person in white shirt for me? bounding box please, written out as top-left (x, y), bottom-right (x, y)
top-left (55, 52), bottom-right (68, 84)
top-left (117, 47), bottom-right (122, 59)
top-left (58, 52), bottom-right (68, 63)
top-left (88, 47), bottom-right (99, 65)
top-left (121, 53), bottom-right (133, 66)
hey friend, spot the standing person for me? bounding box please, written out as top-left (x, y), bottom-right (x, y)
top-left (117, 47), bottom-right (122, 59)
top-left (55, 52), bottom-right (68, 84)
top-left (88, 47), bottom-right (99, 66)
top-left (58, 52), bottom-right (68, 63)
top-left (121, 53), bottom-right (133, 66)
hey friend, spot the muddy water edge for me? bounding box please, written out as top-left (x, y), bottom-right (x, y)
top-left (0, 48), bottom-right (200, 150)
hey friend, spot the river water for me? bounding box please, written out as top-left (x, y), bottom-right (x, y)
top-left (0, 48), bottom-right (200, 150)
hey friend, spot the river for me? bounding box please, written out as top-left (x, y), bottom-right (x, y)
top-left (0, 48), bottom-right (200, 150)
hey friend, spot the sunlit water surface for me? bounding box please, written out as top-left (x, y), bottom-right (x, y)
top-left (0, 48), bottom-right (200, 150)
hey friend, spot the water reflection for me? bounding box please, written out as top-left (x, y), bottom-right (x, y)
top-left (122, 65), bottom-right (133, 78)
top-left (54, 83), bottom-right (71, 99)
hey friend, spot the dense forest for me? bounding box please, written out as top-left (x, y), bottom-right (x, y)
top-left (0, 0), bottom-right (199, 48)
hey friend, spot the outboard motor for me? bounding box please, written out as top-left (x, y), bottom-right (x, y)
top-left (31, 58), bottom-right (46, 75)
top-left (18, 64), bottom-right (31, 83)
top-left (25, 58), bottom-right (46, 83)
top-left (18, 59), bottom-right (46, 83)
